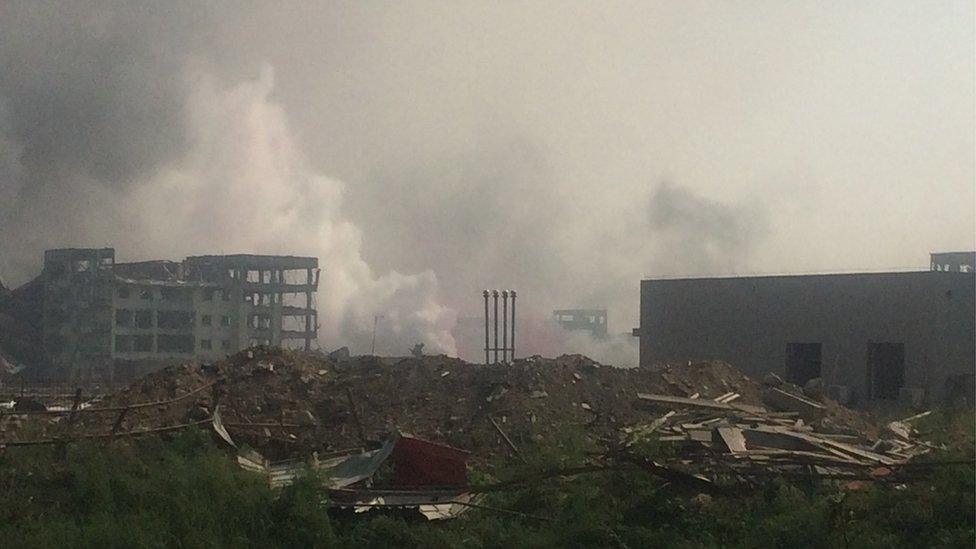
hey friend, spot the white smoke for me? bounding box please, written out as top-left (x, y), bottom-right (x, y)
top-left (118, 65), bottom-right (458, 355)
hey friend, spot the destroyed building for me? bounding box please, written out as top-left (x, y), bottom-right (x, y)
top-left (552, 309), bottom-right (608, 338)
top-left (40, 248), bottom-right (318, 379)
top-left (930, 251), bottom-right (975, 273)
top-left (637, 256), bottom-right (975, 406)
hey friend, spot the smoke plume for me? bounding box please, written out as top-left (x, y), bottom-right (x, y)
top-left (1, 2), bottom-right (971, 361)
top-left (0, 4), bottom-right (456, 354)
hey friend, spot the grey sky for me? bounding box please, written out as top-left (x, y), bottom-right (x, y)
top-left (1, 1), bottom-right (973, 358)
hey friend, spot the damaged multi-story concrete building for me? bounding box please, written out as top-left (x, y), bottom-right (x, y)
top-left (41, 248), bottom-right (318, 379)
top-left (636, 253), bottom-right (976, 407)
top-left (552, 309), bottom-right (609, 338)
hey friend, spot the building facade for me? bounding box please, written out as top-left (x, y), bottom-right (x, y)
top-left (552, 309), bottom-right (608, 338)
top-left (638, 269), bottom-right (975, 405)
top-left (42, 248), bottom-right (318, 379)
top-left (930, 251), bottom-right (975, 273)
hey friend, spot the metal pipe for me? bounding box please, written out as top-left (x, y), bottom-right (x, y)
top-left (510, 290), bottom-right (516, 361)
top-left (483, 290), bottom-right (490, 365)
top-left (501, 291), bottom-right (508, 363)
top-left (492, 290), bottom-right (499, 364)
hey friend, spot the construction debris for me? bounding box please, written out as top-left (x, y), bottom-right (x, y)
top-left (761, 387), bottom-right (826, 422)
top-left (624, 390), bottom-right (933, 483)
top-left (0, 346), bottom-right (938, 497)
top-left (18, 348), bottom-right (788, 461)
top-left (229, 430), bottom-right (475, 521)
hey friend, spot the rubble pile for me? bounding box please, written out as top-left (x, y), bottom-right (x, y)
top-left (624, 381), bottom-right (933, 485)
top-left (5, 347), bottom-right (915, 473)
top-left (80, 348), bottom-right (764, 459)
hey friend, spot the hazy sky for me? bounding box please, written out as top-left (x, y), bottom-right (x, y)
top-left (1, 1), bottom-right (973, 359)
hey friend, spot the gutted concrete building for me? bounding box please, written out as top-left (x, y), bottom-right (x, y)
top-left (637, 264), bottom-right (975, 406)
top-left (930, 251), bottom-right (975, 273)
top-left (42, 248), bottom-right (318, 379)
top-left (552, 309), bottom-right (608, 338)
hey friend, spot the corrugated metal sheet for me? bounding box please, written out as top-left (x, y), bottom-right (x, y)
top-left (347, 491), bottom-right (478, 520)
top-left (323, 438), bottom-right (397, 488)
top-left (391, 435), bottom-right (469, 487)
top-left (231, 432), bottom-right (474, 521)
top-left (211, 405), bottom-right (236, 448)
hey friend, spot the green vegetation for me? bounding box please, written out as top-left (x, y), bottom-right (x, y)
top-left (0, 415), bottom-right (972, 548)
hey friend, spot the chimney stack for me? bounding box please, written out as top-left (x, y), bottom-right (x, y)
top-left (482, 289), bottom-right (517, 364)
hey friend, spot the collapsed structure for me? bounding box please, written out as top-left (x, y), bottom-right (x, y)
top-left (1, 347), bottom-right (941, 521)
top-left (552, 309), bottom-right (608, 338)
top-left (40, 248), bottom-right (318, 380)
top-left (637, 254), bottom-right (976, 407)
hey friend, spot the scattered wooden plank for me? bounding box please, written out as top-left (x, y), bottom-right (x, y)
top-left (717, 426), bottom-right (747, 454)
top-left (898, 410), bottom-right (932, 424)
top-left (488, 416), bottom-right (526, 463)
top-left (814, 433), bottom-right (862, 443)
top-left (739, 449), bottom-right (866, 466)
top-left (645, 411), bottom-right (676, 432)
top-left (714, 392), bottom-right (734, 402)
top-left (761, 388), bottom-right (825, 422)
top-left (812, 436), bottom-right (897, 466)
top-left (636, 393), bottom-right (767, 415)
top-left (886, 421), bottom-right (912, 441)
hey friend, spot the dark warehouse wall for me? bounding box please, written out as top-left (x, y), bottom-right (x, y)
top-left (639, 271), bottom-right (975, 404)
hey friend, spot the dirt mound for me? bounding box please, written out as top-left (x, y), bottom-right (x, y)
top-left (39, 347), bottom-right (875, 461)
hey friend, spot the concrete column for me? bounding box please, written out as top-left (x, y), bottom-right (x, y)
top-left (305, 267), bottom-right (313, 351)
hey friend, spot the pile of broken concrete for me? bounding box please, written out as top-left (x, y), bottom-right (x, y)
top-left (57, 347), bottom-right (787, 461)
top-left (2, 347), bottom-right (936, 496)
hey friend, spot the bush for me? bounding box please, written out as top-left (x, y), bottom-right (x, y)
top-left (0, 416), bottom-right (972, 548)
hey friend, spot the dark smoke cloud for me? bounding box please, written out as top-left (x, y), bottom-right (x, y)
top-left (0, 3), bottom-right (457, 354)
top-left (0, 2), bottom-right (206, 187)
top-left (647, 181), bottom-right (769, 276)
top-left (0, 2), bottom-right (970, 362)
top-left (0, 1), bottom-right (213, 277)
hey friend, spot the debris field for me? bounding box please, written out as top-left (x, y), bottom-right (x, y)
top-left (1, 347), bottom-right (935, 492)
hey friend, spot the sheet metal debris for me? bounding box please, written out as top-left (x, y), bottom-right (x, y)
top-left (227, 430), bottom-right (475, 520)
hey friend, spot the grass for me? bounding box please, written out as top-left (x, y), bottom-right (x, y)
top-left (0, 410), bottom-right (972, 548)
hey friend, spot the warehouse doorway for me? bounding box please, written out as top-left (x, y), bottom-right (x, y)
top-left (867, 342), bottom-right (905, 400)
top-left (785, 342), bottom-right (822, 386)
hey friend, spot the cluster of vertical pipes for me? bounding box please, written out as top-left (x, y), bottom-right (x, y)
top-left (483, 289), bottom-right (516, 364)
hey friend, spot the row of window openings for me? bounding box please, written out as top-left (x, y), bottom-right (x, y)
top-left (555, 315), bottom-right (606, 325)
top-left (117, 287), bottom-right (283, 304)
top-left (195, 268), bottom-right (310, 284)
top-left (115, 310), bottom-right (272, 329)
top-left (204, 314), bottom-right (271, 328)
top-left (932, 263), bottom-right (973, 272)
top-left (117, 287), bottom-right (198, 301)
top-left (115, 334), bottom-right (230, 353)
top-left (199, 338), bottom-right (232, 351)
top-left (115, 310), bottom-right (233, 329)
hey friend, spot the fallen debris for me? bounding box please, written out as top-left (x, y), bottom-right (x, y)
top-left (762, 387), bottom-right (826, 422)
top-left (1, 346), bottom-right (927, 495)
top-left (636, 393), bottom-right (766, 415)
top-left (625, 388), bottom-right (931, 484)
top-left (230, 430), bottom-right (476, 521)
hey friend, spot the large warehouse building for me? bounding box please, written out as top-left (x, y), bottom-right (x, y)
top-left (637, 253), bottom-right (975, 406)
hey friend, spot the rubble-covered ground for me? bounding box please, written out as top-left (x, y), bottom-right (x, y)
top-left (6, 347), bottom-right (888, 463)
top-left (1, 348), bottom-right (972, 547)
